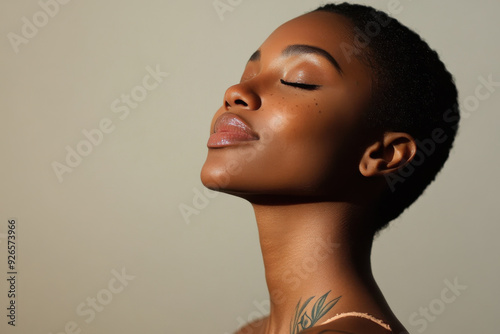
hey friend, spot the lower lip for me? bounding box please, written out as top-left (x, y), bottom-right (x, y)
top-left (207, 131), bottom-right (258, 148)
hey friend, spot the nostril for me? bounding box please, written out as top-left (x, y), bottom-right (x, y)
top-left (235, 99), bottom-right (248, 107)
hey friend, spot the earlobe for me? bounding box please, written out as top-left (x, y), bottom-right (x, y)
top-left (359, 132), bottom-right (416, 177)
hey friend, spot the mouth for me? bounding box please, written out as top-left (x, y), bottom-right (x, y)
top-left (207, 112), bottom-right (259, 148)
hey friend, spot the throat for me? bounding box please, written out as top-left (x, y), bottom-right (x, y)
top-left (250, 200), bottom-right (376, 333)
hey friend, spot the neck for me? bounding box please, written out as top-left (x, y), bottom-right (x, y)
top-left (250, 199), bottom-right (379, 334)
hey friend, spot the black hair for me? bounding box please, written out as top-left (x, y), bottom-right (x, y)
top-left (313, 3), bottom-right (460, 231)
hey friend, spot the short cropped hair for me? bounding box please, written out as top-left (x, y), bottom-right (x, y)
top-left (313, 3), bottom-right (460, 231)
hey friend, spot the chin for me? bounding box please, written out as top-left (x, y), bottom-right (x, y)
top-left (200, 164), bottom-right (226, 192)
top-left (202, 165), bottom-right (326, 203)
top-left (200, 144), bottom-right (350, 200)
top-left (200, 155), bottom-right (248, 194)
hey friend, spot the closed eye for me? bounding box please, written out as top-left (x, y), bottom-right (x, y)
top-left (280, 79), bottom-right (320, 91)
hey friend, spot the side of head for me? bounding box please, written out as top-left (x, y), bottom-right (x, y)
top-left (200, 3), bottom-right (459, 233)
top-left (314, 3), bottom-right (460, 231)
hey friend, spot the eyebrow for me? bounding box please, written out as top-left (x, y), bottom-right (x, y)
top-left (282, 44), bottom-right (343, 75)
top-left (247, 45), bottom-right (343, 76)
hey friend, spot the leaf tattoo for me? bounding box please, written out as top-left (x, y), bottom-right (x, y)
top-left (290, 291), bottom-right (341, 334)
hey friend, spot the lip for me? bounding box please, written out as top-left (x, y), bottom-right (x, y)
top-left (207, 112), bottom-right (259, 148)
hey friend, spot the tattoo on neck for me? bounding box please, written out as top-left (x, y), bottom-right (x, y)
top-left (290, 290), bottom-right (341, 334)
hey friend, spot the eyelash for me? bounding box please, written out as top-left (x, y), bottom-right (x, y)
top-left (280, 79), bottom-right (320, 91)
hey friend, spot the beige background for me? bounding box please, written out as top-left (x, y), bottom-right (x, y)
top-left (1, 0), bottom-right (499, 333)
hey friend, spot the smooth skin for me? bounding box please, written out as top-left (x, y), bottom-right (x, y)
top-left (201, 11), bottom-right (415, 334)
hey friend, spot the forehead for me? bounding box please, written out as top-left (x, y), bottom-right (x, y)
top-left (259, 11), bottom-right (354, 61)
top-left (256, 11), bottom-right (373, 89)
top-left (269, 11), bottom-right (352, 42)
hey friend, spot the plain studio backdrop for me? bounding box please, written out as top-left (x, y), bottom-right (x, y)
top-left (0, 1), bottom-right (498, 333)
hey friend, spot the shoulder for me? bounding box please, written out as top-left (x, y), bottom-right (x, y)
top-left (233, 313), bottom-right (407, 334)
top-left (299, 315), bottom-right (395, 334)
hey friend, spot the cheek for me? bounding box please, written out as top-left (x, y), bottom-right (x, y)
top-left (262, 99), bottom-right (362, 192)
top-left (270, 127), bottom-right (344, 191)
top-left (245, 110), bottom-right (353, 193)
top-left (201, 94), bottom-right (363, 195)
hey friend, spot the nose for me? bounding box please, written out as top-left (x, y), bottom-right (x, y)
top-left (223, 83), bottom-right (261, 111)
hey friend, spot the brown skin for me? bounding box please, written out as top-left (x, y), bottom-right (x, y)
top-left (201, 11), bottom-right (415, 334)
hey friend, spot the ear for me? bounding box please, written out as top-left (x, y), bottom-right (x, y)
top-left (359, 132), bottom-right (417, 177)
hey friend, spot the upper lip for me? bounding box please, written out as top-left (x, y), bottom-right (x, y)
top-left (213, 112), bottom-right (259, 139)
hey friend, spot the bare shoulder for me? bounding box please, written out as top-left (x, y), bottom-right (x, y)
top-left (234, 316), bottom-right (268, 334)
top-left (299, 316), bottom-right (399, 334)
top-left (233, 314), bottom-right (408, 334)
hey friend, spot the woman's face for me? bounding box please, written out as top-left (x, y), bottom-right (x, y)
top-left (201, 11), bottom-right (374, 199)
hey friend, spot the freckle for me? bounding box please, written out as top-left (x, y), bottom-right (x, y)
top-left (318, 110), bottom-right (322, 114)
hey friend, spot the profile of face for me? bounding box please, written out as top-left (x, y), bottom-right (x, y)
top-left (201, 11), bottom-right (377, 200)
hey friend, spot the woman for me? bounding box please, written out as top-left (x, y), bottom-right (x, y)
top-left (201, 3), bottom-right (459, 333)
